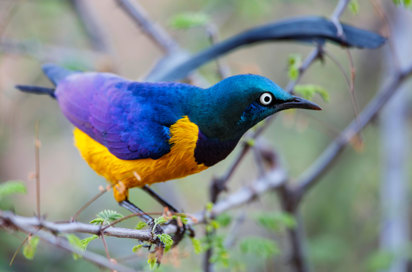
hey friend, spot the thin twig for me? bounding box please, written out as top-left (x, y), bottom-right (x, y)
top-left (71, 186), bottom-right (111, 222)
top-left (206, 24), bottom-right (230, 80)
top-left (34, 121), bottom-right (41, 219)
top-left (115, 0), bottom-right (179, 54)
top-left (331, 0), bottom-right (350, 37)
top-left (294, 65), bottom-right (412, 204)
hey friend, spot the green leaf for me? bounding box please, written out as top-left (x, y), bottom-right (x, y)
top-left (80, 235), bottom-right (98, 251)
top-left (191, 238), bottom-right (203, 254)
top-left (132, 244), bottom-right (143, 253)
top-left (154, 216), bottom-right (167, 225)
top-left (239, 237), bottom-right (280, 259)
top-left (147, 252), bottom-right (157, 270)
top-left (208, 235), bottom-right (229, 267)
top-left (0, 181), bottom-right (27, 200)
top-left (173, 214), bottom-right (189, 224)
top-left (136, 221), bottom-right (148, 230)
top-left (393, 0), bottom-right (412, 7)
top-left (349, 0), bottom-right (359, 14)
top-left (22, 236), bottom-right (40, 260)
top-left (216, 213), bottom-right (232, 228)
top-left (294, 84), bottom-right (329, 102)
top-left (157, 233), bottom-right (174, 252)
top-left (256, 212), bottom-right (297, 232)
top-left (170, 12), bottom-right (210, 29)
top-left (206, 202), bottom-right (214, 212)
top-left (365, 250), bottom-right (394, 271)
top-left (90, 210), bottom-right (123, 225)
top-left (65, 234), bottom-right (84, 260)
top-left (288, 54), bottom-right (302, 80)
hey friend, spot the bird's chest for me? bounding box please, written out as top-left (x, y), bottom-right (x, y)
top-left (73, 116), bottom-right (209, 187)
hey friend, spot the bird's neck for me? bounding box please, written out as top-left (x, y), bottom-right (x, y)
top-left (186, 86), bottom-right (251, 140)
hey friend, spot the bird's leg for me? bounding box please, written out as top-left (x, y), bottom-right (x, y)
top-left (141, 185), bottom-right (195, 239)
top-left (118, 199), bottom-right (163, 235)
top-left (141, 185), bottom-right (179, 212)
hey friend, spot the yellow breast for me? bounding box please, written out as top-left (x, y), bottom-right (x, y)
top-left (73, 116), bottom-right (208, 201)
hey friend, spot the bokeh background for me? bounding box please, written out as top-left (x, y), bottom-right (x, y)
top-left (0, 0), bottom-right (411, 271)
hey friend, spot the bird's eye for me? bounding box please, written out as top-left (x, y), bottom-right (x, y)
top-left (259, 92), bottom-right (273, 106)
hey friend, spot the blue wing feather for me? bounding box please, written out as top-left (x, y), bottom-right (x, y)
top-left (55, 73), bottom-right (191, 160)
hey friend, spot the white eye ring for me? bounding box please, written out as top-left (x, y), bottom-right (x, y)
top-left (259, 92), bottom-right (273, 106)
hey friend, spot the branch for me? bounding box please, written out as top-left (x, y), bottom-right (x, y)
top-left (146, 16), bottom-right (385, 81)
top-left (294, 65), bottom-right (412, 204)
top-left (0, 39), bottom-right (106, 67)
top-left (194, 166), bottom-right (287, 223)
top-left (0, 211), bottom-right (177, 241)
top-left (115, 0), bottom-right (179, 54)
top-left (0, 211), bottom-right (138, 272)
top-left (69, 0), bottom-right (111, 53)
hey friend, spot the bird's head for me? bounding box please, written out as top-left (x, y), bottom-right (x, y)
top-left (188, 74), bottom-right (321, 140)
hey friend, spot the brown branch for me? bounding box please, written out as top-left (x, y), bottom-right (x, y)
top-left (294, 65), bottom-right (412, 204)
top-left (34, 121), bottom-right (41, 219)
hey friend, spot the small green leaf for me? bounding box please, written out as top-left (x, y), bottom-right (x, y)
top-left (216, 213), bottom-right (232, 228)
top-left (157, 233), bottom-right (174, 252)
top-left (205, 202), bottom-right (213, 212)
top-left (132, 244), bottom-right (143, 252)
top-left (191, 238), bottom-right (203, 254)
top-left (288, 54), bottom-right (302, 80)
top-left (349, 0), bottom-right (359, 14)
top-left (22, 236), bottom-right (40, 260)
top-left (294, 84), bottom-right (329, 102)
top-left (246, 138), bottom-right (255, 147)
top-left (393, 0), bottom-right (412, 7)
top-left (89, 218), bottom-right (104, 224)
top-left (256, 212), bottom-right (297, 232)
top-left (65, 234), bottom-right (83, 260)
top-left (80, 235), bottom-right (98, 251)
top-left (173, 214), bottom-right (189, 224)
top-left (135, 221), bottom-right (148, 230)
top-left (90, 210), bottom-right (123, 225)
top-left (239, 237), bottom-right (280, 259)
top-left (154, 216), bottom-right (167, 225)
top-left (170, 12), bottom-right (210, 29)
top-left (365, 250), bottom-right (394, 271)
top-left (0, 181), bottom-right (27, 200)
top-left (147, 252), bottom-right (157, 270)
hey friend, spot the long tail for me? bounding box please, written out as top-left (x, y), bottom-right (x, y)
top-left (16, 63), bottom-right (76, 98)
top-left (15, 85), bottom-right (56, 98)
top-left (42, 63), bottom-right (75, 85)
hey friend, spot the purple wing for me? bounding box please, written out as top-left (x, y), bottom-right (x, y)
top-left (55, 72), bottom-right (174, 160)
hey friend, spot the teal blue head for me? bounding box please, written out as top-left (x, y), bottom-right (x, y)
top-left (188, 74), bottom-right (321, 140)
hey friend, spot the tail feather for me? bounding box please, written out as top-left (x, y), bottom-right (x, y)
top-left (16, 85), bottom-right (56, 98)
top-left (42, 63), bottom-right (75, 85)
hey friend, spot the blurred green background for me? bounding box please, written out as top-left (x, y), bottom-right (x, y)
top-left (0, 0), bottom-right (411, 271)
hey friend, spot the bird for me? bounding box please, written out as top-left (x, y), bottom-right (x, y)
top-left (17, 64), bottom-right (321, 225)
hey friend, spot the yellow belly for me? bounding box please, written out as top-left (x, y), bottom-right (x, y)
top-left (73, 116), bottom-right (208, 202)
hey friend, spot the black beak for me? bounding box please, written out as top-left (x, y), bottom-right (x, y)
top-left (278, 96), bottom-right (322, 111)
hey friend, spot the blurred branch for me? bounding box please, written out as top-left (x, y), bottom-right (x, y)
top-left (294, 64), bottom-right (412, 205)
top-left (331, 0), bottom-right (350, 37)
top-left (0, 39), bottom-right (106, 68)
top-left (147, 16), bottom-right (385, 81)
top-left (195, 166), bottom-right (287, 223)
top-left (69, 0), bottom-right (111, 53)
top-left (115, 0), bottom-right (179, 54)
top-left (0, 212), bottom-right (137, 272)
